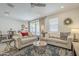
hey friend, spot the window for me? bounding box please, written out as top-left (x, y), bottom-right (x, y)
top-left (48, 17), bottom-right (58, 32)
top-left (29, 20), bottom-right (40, 35)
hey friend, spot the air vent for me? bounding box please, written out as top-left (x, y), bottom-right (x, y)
top-left (4, 11), bottom-right (10, 16)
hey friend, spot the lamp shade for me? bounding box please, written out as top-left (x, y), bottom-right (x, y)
top-left (71, 28), bottom-right (79, 33)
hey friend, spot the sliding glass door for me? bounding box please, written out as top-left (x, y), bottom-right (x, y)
top-left (35, 20), bottom-right (40, 35)
top-left (29, 21), bottom-right (35, 34)
top-left (29, 19), bottom-right (40, 36)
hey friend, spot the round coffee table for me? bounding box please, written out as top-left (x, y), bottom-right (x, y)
top-left (33, 41), bottom-right (47, 54)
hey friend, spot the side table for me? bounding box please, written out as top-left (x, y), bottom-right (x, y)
top-left (72, 42), bottom-right (79, 56)
top-left (2, 39), bottom-right (14, 52)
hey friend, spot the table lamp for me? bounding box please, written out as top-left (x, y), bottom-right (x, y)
top-left (41, 25), bottom-right (47, 37)
top-left (71, 28), bottom-right (79, 42)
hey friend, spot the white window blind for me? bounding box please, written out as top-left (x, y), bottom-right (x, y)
top-left (48, 17), bottom-right (58, 32)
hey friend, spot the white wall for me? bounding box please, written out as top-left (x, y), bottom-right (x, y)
top-left (45, 8), bottom-right (79, 32)
top-left (0, 16), bottom-right (25, 34)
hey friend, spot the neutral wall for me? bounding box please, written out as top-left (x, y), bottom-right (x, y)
top-left (0, 16), bottom-right (25, 34)
top-left (45, 8), bottom-right (79, 32)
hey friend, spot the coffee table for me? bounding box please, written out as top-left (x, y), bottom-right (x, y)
top-left (33, 41), bottom-right (47, 54)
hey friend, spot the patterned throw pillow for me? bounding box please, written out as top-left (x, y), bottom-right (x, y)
top-left (49, 33), bottom-right (60, 39)
top-left (21, 32), bottom-right (28, 36)
top-left (60, 32), bottom-right (70, 40)
top-left (28, 32), bottom-right (33, 37)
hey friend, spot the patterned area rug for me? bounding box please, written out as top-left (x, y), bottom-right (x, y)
top-left (0, 45), bottom-right (73, 56)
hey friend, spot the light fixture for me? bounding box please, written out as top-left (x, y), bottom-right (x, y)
top-left (60, 6), bottom-right (64, 8)
top-left (7, 3), bottom-right (15, 8)
top-left (71, 28), bottom-right (79, 42)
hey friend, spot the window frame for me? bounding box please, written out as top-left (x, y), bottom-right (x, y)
top-left (29, 19), bottom-right (40, 35)
top-left (46, 17), bottom-right (59, 32)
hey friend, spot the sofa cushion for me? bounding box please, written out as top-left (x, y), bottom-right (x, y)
top-left (13, 33), bottom-right (22, 40)
top-left (21, 37), bottom-right (36, 44)
top-left (47, 38), bottom-right (67, 44)
top-left (48, 32), bottom-right (60, 38)
top-left (21, 38), bottom-right (31, 44)
top-left (28, 32), bottom-right (33, 37)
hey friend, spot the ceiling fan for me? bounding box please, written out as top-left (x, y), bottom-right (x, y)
top-left (31, 3), bottom-right (46, 7)
top-left (6, 3), bottom-right (15, 8)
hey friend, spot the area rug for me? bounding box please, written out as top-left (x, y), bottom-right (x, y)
top-left (0, 45), bottom-right (73, 56)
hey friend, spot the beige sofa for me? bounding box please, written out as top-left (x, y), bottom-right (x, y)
top-left (44, 32), bottom-right (73, 49)
top-left (13, 32), bottom-right (37, 49)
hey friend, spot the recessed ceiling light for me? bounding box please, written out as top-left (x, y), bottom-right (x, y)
top-left (60, 6), bottom-right (64, 8)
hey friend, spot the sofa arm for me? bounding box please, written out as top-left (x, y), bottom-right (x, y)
top-left (67, 37), bottom-right (72, 49)
top-left (67, 34), bottom-right (74, 42)
top-left (14, 38), bottom-right (22, 49)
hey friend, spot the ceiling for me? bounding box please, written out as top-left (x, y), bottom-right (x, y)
top-left (0, 3), bottom-right (79, 21)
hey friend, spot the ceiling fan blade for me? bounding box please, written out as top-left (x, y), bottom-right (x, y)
top-left (31, 3), bottom-right (46, 7)
top-left (7, 3), bottom-right (15, 8)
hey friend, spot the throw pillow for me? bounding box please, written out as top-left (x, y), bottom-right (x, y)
top-left (28, 32), bottom-right (33, 37)
top-left (60, 32), bottom-right (70, 40)
top-left (21, 32), bottom-right (28, 36)
top-left (49, 33), bottom-right (60, 39)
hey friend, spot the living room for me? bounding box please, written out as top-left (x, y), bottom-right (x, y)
top-left (0, 3), bottom-right (79, 56)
